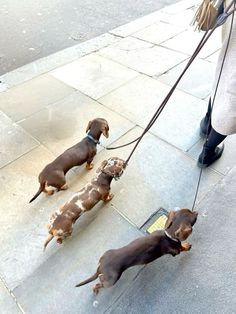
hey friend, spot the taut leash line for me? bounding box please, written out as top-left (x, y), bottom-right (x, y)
top-left (99, 2), bottom-right (236, 154)
top-left (125, 32), bottom-right (209, 165)
top-left (99, 136), bottom-right (141, 150)
top-left (125, 1), bottom-right (236, 167)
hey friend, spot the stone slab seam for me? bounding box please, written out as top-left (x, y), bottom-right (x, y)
top-left (96, 45), bottom-right (189, 79)
top-left (15, 88), bottom-right (77, 124)
top-left (193, 172), bottom-right (227, 209)
top-left (0, 275), bottom-right (25, 314)
top-left (103, 265), bottom-right (146, 314)
top-left (111, 204), bottom-right (141, 231)
top-left (0, 144), bottom-right (39, 171)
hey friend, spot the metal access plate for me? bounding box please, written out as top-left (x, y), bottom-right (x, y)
top-left (140, 207), bottom-right (169, 234)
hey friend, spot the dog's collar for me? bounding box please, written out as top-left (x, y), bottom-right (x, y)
top-left (101, 169), bottom-right (123, 181)
top-left (164, 230), bottom-right (180, 243)
top-left (87, 133), bottom-right (100, 144)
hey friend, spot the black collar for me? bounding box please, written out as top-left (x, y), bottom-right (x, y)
top-left (86, 133), bottom-right (100, 144)
top-left (101, 169), bottom-right (123, 181)
top-left (164, 230), bottom-right (181, 244)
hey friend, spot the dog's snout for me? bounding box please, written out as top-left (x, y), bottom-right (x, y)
top-left (57, 237), bottom-right (63, 244)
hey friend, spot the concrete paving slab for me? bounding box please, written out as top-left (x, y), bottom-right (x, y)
top-left (0, 33), bottom-right (120, 89)
top-left (79, 127), bottom-right (223, 227)
top-left (206, 49), bottom-right (220, 64)
top-left (158, 57), bottom-right (216, 99)
top-left (187, 134), bottom-right (236, 175)
top-left (0, 145), bottom-right (89, 290)
top-left (162, 28), bottom-right (221, 59)
top-left (132, 22), bottom-right (185, 45)
top-left (0, 75), bottom-right (75, 121)
top-left (19, 91), bottom-right (135, 156)
top-left (0, 281), bottom-right (21, 314)
top-left (160, 6), bottom-right (196, 27)
top-left (109, 11), bottom-right (172, 38)
top-left (0, 2), bottom-right (235, 313)
top-left (0, 111), bottom-right (39, 169)
top-left (106, 164), bottom-right (236, 314)
top-left (51, 54), bottom-right (138, 99)
top-left (99, 75), bottom-right (207, 151)
top-left (13, 207), bottom-right (143, 314)
top-left (98, 36), bottom-right (188, 76)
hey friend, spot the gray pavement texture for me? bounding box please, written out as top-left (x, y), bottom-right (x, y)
top-left (0, 0), bottom-right (236, 313)
top-left (0, 0), bottom-right (179, 75)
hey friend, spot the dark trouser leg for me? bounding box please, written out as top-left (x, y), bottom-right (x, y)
top-left (200, 98), bottom-right (212, 137)
top-left (197, 128), bottom-right (226, 168)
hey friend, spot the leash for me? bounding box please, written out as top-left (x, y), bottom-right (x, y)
top-left (125, 1), bottom-right (236, 166)
top-left (97, 1), bottom-right (236, 154)
top-left (98, 32), bottom-right (209, 152)
top-left (123, 1), bottom-right (235, 166)
top-left (98, 1), bottom-right (236, 156)
top-left (97, 1), bottom-right (235, 211)
top-left (125, 33), bottom-right (210, 165)
top-left (191, 0), bottom-right (235, 210)
top-left (88, 133), bottom-right (141, 150)
top-left (99, 136), bottom-right (140, 150)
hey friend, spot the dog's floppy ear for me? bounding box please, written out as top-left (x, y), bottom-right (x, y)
top-left (175, 226), bottom-right (192, 241)
top-left (96, 160), bottom-right (108, 173)
top-left (102, 124), bottom-right (109, 138)
top-left (165, 211), bottom-right (175, 229)
top-left (86, 121), bottom-right (92, 133)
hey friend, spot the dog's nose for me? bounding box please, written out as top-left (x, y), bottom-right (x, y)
top-left (57, 238), bottom-right (63, 244)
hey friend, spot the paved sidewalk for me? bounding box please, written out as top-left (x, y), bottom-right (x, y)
top-left (0, 0), bottom-right (236, 313)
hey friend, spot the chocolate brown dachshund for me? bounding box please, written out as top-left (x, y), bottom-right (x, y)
top-left (29, 118), bottom-right (109, 202)
top-left (76, 208), bottom-right (198, 294)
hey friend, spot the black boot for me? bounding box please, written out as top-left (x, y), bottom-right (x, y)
top-left (199, 98), bottom-right (212, 138)
top-left (197, 144), bottom-right (224, 168)
top-left (197, 128), bottom-right (226, 168)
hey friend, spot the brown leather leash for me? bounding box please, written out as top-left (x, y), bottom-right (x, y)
top-left (99, 29), bottom-right (209, 151)
top-left (125, 1), bottom-right (236, 167)
top-left (99, 1), bottom-right (236, 210)
top-left (100, 1), bottom-right (236, 157)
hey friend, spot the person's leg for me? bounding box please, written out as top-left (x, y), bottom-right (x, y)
top-left (200, 98), bottom-right (212, 137)
top-left (197, 128), bottom-right (226, 168)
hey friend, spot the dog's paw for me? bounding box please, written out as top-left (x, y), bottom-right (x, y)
top-left (182, 242), bottom-right (192, 251)
top-left (60, 184), bottom-right (68, 190)
top-left (93, 284), bottom-right (101, 295)
top-left (104, 193), bottom-right (114, 202)
top-left (47, 189), bottom-right (55, 196)
top-left (86, 163), bottom-right (94, 170)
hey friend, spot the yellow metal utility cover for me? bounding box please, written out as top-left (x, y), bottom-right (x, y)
top-left (140, 207), bottom-right (169, 234)
top-left (147, 215), bottom-right (168, 233)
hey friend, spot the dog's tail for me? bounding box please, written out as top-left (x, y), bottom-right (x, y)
top-left (75, 272), bottom-right (99, 287)
top-left (29, 182), bottom-right (45, 203)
